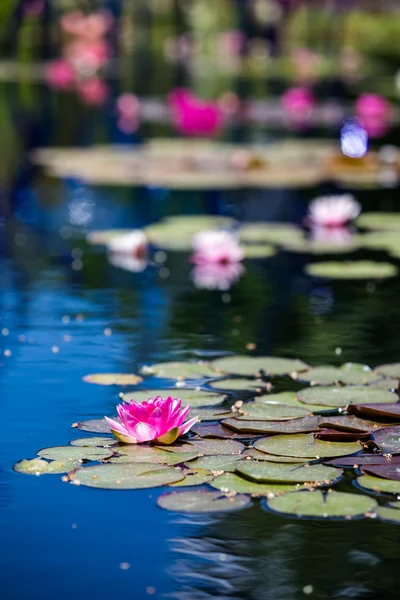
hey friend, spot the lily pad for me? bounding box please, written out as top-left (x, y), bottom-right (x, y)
top-left (108, 445), bottom-right (198, 465)
top-left (239, 223), bottom-right (303, 246)
top-left (244, 244), bottom-right (276, 259)
top-left (191, 423), bottom-right (253, 439)
top-left (75, 418), bottom-right (112, 433)
top-left (121, 389), bottom-right (225, 408)
top-left (72, 463), bottom-right (185, 489)
top-left (70, 437), bottom-right (115, 447)
top-left (194, 408), bottom-right (236, 421)
top-left (305, 261), bottom-right (398, 279)
top-left (368, 378), bottom-right (399, 390)
top-left (265, 490), bottom-right (376, 519)
top-left (14, 457), bottom-right (76, 475)
top-left (347, 403), bottom-right (400, 420)
top-left (375, 363), bottom-right (400, 379)
top-left (254, 433), bottom-right (360, 459)
top-left (168, 438), bottom-right (245, 456)
top-left (169, 469), bottom-right (215, 487)
top-left (140, 361), bottom-right (216, 380)
top-left (222, 416), bottom-right (321, 434)
top-left (355, 473), bottom-right (400, 495)
top-left (375, 506), bottom-right (400, 523)
top-left (237, 402), bottom-right (311, 421)
top-left (38, 446), bottom-right (112, 462)
top-left (318, 415), bottom-right (389, 434)
top-left (210, 473), bottom-right (304, 496)
top-left (157, 490), bottom-right (251, 513)
top-left (87, 229), bottom-right (132, 245)
top-left (298, 384), bottom-right (397, 407)
top-left (208, 378), bottom-right (268, 392)
top-left (314, 428), bottom-right (369, 442)
top-left (296, 365), bottom-right (382, 387)
top-left (356, 212), bottom-right (400, 231)
top-left (325, 455), bottom-right (400, 468)
top-left (236, 461), bottom-right (341, 484)
top-left (211, 355), bottom-right (309, 377)
top-left (361, 464), bottom-right (400, 481)
top-left (83, 373), bottom-right (143, 386)
top-left (372, 426), bottom-right (400, 454)
top-left (184, 455), bottom-right (243, 472)
top-left (242, 449), bottom-right (309, 464)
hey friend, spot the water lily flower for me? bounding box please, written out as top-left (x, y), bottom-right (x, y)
top-left (77, 76), bottom-right (109, 106)
top-left (64, 39), bottom-right (111, 75)
top-left (281, 87), bottom-right (315, 129)
top-left (105, 397), bottom-right (198, 444)
top-left (355, 93), bottom-right (391, 138)
top-left (191, 230), bottom-right (244, 265)
top-left (107, 230), bottom-right (148, 261)
top-left (168, 88), bottom-right (223, 137)
top-left (306, 194), bottom-right (361, 228)
top-left (45, 59), bottom-right (76, 90)
top-left (116, 93), bottom-right (141, 134)
top-left (310, 225), bottom-right (354, 247)
top-left (192, 262), bottom-right (244, 291)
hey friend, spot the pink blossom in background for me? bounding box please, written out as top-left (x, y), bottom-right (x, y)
top-left (281, 87), bottom-right (316, 129)
top-left (105, 397), bottom-right (198, 444)
top-left (77, 77), bottom-right (109, 106)
top-left (116, 93), bottom-right (141, 134)
top-left (307, 194), bottom-right (361, 228)
top-left (61, 11), bottom-right (87, 36)
top-left (291, 47), bottom-right (319, 84)
top-left (107, 231), bottom-right (148, 261)
top-left (61, 11), bottom-right (113, 41)
top-left (192, 262), bottom-right (244, 291)
top-left (355, 93), bottom-right (391, 138)
top-left (191, 230), bottom-right (244, 266)
top-left (64, 39), bottom-right (111, 75)
top-left (168, 88), bottom-right (223, 137)
top-left (45, 59), bottom-right (75, 90)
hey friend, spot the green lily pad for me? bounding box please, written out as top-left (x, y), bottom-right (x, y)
top-left (372, 426), bottom-right (400, 454)
top-left (375, 506), bottom-right (400, 523)
top-left (242, 449), bottom-right (309, 463)
top-left (296, 365), bottom-right (381, 387)
top-left (236, 461), bottom-right (341, 484)
top-left (87, 229), bottom-right (132, 245)
top-left (108, 445), bottom-right (198, 465)
top-left (140, 361), bottom-right (216, 380)
top-left (194, 408), bottom-right (236, 421)
top-left (254, 433), bottom-right (360, 459)
top-left (38, 446), bottom-right (112, 462)
top-left (375, 363), bottom-right (400, 379)
top-left (184, 455), bottom-right (244, 472)
top-left (145, 215), bottom-right (235, 251)
top-left (240, 223), bottom-right (303, 246)
top-left (211, 355), bottom-right (309, 377)
top-left (169, 469), bottom-right (215, 487)
top-left (70, 437), bottom-right (115, 447)
top-left (305, 261), bottom-right (398, 279)
top-left (297, 385), bottom-right (396, 406)
top-left (222, 416), bottom-right (321, 434)
top-left (72, 463), bottom-right (185, 489)
top-left (75, 418), bottom-right (112, 433)
top-left (210, 473), bottom-right (304, 496)
top-left (14, 457), bottom-right (76, 475)
top-left (83, 373), bottom-right (143, 386)
top-left (191, 423), bottom-right (252, 439)
top-left (355, 473), bottom-right (400, 495)
top-left (356, 212), bottom-right (400, 231)
top-left (244, 244), bottom-right (276, 259)
top-left (121, 389), bottom-right (225, 408)
top-left (157, 489), bottom-right (251, 513)
top-left (208, 378), bottom-right (268, 392)
top-left (237, 402), bottom-right (311, 421)
top-left (368, 378), bottom-right (399, 390)
top-left (265, 490), bottom-right (376, 519)
top-left (160, 438), bottom-right (245, 456)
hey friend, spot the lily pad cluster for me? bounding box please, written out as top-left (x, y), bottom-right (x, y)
top-left (14, 355), bottom-right (400, 521)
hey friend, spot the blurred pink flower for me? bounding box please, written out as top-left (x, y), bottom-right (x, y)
top-left (355, 93), bottom-right (391, 138)
top-left (107, 231), bottom-right (148, 261)
top-left (168, 88), bottom-right (223, 137)
top-left (61, 10), bottom-right (113, 41)
top-left (191, 230), bottom-right (244, 265)
top-left (307, 194), bottom-right (361, 228)
top-left (310, 225), bottom-right (354, 246)
top-left (77, 76), bottom-right (109, 105)
top-left (192, 262), bottom-right (244, 291)
top-left (116, 93), bottom-right (140, 133)
top-left (45, 59), bottom-right (75, 90)
top-left (105, 397), bottom-right (198, 444)
top-left (64, 39), bottom-right (111, 74)
top-left (281, 87), bottom-right (315, 129)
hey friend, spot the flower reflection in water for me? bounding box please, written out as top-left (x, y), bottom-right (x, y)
top-left (192, 262), bottom-right (244, 291)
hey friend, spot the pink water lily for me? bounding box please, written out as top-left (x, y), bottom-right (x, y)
top-left (191, 230), bottom-right (244, 266)
top-left (281, 87), bottom-right (315, 129)
top-left (356, 93), bottom-right (391, 138)
top-left (168, 88), bottom-right (223, 137)
top-left (105, 397), bottom-right (198, 445)
top-left (307, 194), bottom-right (361, 228)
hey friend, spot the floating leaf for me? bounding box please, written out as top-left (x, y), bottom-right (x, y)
top-left (296, 365), bottom-right (381, 387)
top-left (305, 261), bottom-right (398, 279)
top-left (121, 389), bottom-right (225, 408)
top-left (318, 415), bottom-right (392, 433)
top-left (254, 433), bottom-right (360, 459)
top-left (140, 361), bottom-right (216, 380)
top-left (315, 429), bottom-right (369, 442)
top-left (298, 386), bottom-right (395, 406)
top-left (83, 373), bottom-right (143, 386)
top-left (70, 437), bottom-right (115, 447)
top-left (169, 469), bottom-right (215, 487)
top-left (348, 403), bottom-right (400, 420)
top-left (38, 446), bottom-right (112, 462)
top-left (361, 464), bottom-right (400, 482)
top-left (174, 438), bottom-right (245, 456)
top-left (240, 223), bottom-right (303, 246)
top-left (75, 418), bottom-right (111, 433)
top-left (14, 457), bottom-right (76, 475)
top-left (244, 244), bottom-right (276, 259)
top-left (208, 378), bottom-right (268, 392)
top-left (356, 212), bottom-right (400, 231)
top-left (355, 474), bottom-right (400, 495)
top-left (87, 229), bottom-right (132, 245)
top-left (237, 402), bottom-right (310, 421)
top-left (222, 416), bottom-right (321, 434)
top-left (184, 455), bottom-right (243, 472)
top-left (108, 445), bottom-right (198, 465)
top-left (375, 506), bottom-right (400, 523)
top-left (265, 490), bottom-right (376, 519)
top-left (325, 455), bottom-right (400, 468)
top-left (157, 490), bottom-right (251, 513)
top-left (211, 355), bottom-right (309, 377)
top-left (191, 423), bottom-right (253, 439)
top-left (368, 378), bottom-right (399, 390)
top-left (236, 461), bottom-right (340, 484)
top-left (372, 426), bottom-right (400, 454)
top-left (195, 408), bottom-right (236, 421)
top-left (73, 463), bottom-right (185, 489)
top-left (242, 449), bottom-right (308, 464)
top-left (210, 473), bottom-right (304, 495)
top-left (375, 363), bottom-right (400, 379)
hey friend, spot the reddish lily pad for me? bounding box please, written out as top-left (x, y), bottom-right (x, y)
top-left (361, 464), bottom-right (400, 481)
top-left (314, 429), bottom-right (369, 442)
top-left (157, 490), bottom-right (251, 513)
top-left (325, 455), bottom-right (400, 468)
top-left (372, 426), bottom-right (400, 454)
top-left (347, 403), bottom-right (400, 420)
top-left (318, 415), bottom-right (389, 433)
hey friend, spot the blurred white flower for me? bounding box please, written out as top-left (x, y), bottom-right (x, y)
top-left (307, 195), bottom-right (361, 227)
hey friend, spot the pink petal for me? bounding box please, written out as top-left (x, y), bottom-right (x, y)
top-left (104, 416), bottom-right (128, 436)
top-left (134, 422), bottom-right (158, 443)
top-left (179, 416), bottom-right (199, 436)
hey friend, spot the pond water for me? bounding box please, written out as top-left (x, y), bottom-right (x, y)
top-left (2, 84), bottom-right (400, 600)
